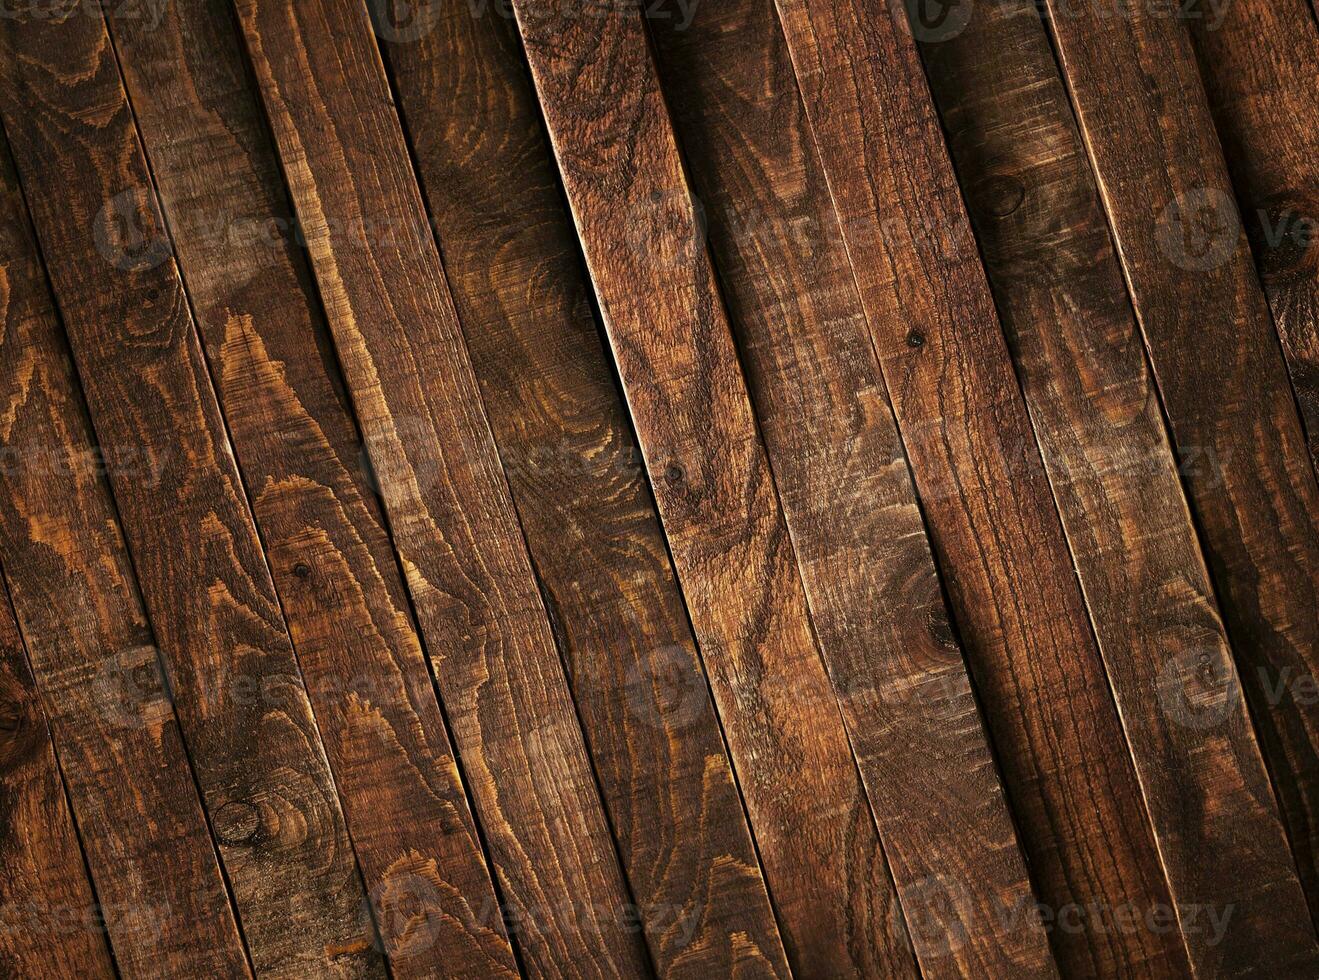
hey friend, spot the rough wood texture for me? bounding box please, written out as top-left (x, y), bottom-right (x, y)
top-left (0, 8), bottom-right (381, 976)
top-left (105, 2), bottom-right (516, 973)
top-left (917, 0), bottom-right (1319, 973)
top-left (381, 3), bottom-right (789, 975)
top-left (1041, 0), bottom-right (1319, 937)
top-left (0, 123), bottom-right (249, 978)
top-left (645, 2), bottom-right (1051, 976)
top-left (233, 0), bottom-right (651, 974)
top-left (1186, 0), bottom-right (1319, 476)
top-left (770, 0), bottom-right (1185, 973)
top-left (512, 1), bottom-right (925, 974)
top-left (0, 578), bottom-right (114, 978)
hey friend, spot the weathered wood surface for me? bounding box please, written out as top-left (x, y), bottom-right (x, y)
top-left (0, 121), bottom-right (249, 978)
top-left (105, 2), bottom-right (516, 973)
top-left (0, 577), bottom-right (114, 978)
top-left (380, 2), bottom-right (789, 975)
top-left (512, 0), bottom-right (935, 974)
top-left (645, 1), bottom-right (1050, 976)
top-left (917, 0), bottom-right (1319, 973)
top-left (233, 0), bottom-right (651, 974)
top-left (1186, 0), bottom-right (1319, 477)
top-left (769, 0), bottom-right (1182, 973)
top-left (1041, 0), bottom-right (1319, 942)
top-left (0, 7), bottom-right (381, 976)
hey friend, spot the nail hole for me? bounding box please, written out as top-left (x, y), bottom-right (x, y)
top-left (906, 330), bottom-right (926, 349)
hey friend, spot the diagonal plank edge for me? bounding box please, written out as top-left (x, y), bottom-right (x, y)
top-left (914, 0), bottom-right (1319, 972)
top-left (643, 2), bottom-right (1052, 977)
top-left (378, 1), bottom-right (791, 974)
top-left (0, 7), bottom-right (383, 976)
top-left (103, 2), bottom-right (517, 974)
top-left (510, 0), bottom-right (1053, 974)
top-left (0, 120), bottom-right (251, 978)
top-left (232, 0), bottom-right (653, 974)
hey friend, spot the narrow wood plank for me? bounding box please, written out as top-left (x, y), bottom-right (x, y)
top-left (512, 1), bottom-right (928, 974)
top-left (645, 2), bottom-right (1052, 976)
top-left (915, 0), bottom-right (1319, 972)
top-left (1186, 0), bottom-right (1319, 475)
top-left (768, 0), bottom-right (1187, 974)
top-left (232, 0), bottom-right (652, 975)
top-left (0, 118), bottom-right (250, 978)
top-left (105, 3), bottom-right (517, 973)
top-left (380, 4), bottom-right (790, 975)
top-left (1040, 0), bottom-right (1319, 937)
top-left (0, 9), bottom-right (382, 975)
top-left (0, 579), bottom-right (115, 978)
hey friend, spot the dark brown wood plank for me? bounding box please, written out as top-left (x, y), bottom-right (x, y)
top-left (511, 1), bottom-right (932, 974)
top-left (0, 576), bottom-right (115, 978)
top-left (380, 4), bottom-right (790, 976)
top-left (769, 0), bottom-right (1187, 974)
top-left (0, 118), bottom-right (250, 978)
top-left (915, 0), bottom-right (1318, 972)
top-left (1040, 0), bottom-right (1319, 940)
top-left (0, 8), bottom-right (382, 975)
top-left (1186, 0), bottom-right (1319, 477)
top-left (232, 0), bottom-right (652, 975)
top-left (104, 3), bottom-right (517, 973)
top-left (644, 2), bottom-right (1053, 976)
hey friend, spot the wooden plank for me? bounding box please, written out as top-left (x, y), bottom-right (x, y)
top-left (1040, 0), bottom-right (1319, 937)
top-left (0, 576), bottom-right (115, 978)
top-left (915, 0), bottom-right (1319, 972)
top-left (104, 2), bottom-right (517, 973)
top-left (644, 2), bottom-right (1052, 976)
top-left (510, 1), bottom-right (925, 975)
top-left (231, 0), bottom-right (652, 975)
top-left (768, 0), bottom-right (1187, 974)
top-left (379, 4), bottom-right (790, 976)
top-left (0, 8), bottom-right (383, 976)
top-left (1186, 0), bottom-right (1319, 476)
top-left (0, 119), bottom-right (250, 978)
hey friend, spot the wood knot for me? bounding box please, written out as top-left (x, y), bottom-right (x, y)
top-left (0, 698), bottom-right (39, 766)
top-left (292, 561), bottom-right (313, 580)
top-left (975, 175), bottom-right (1026, 218)
top-left (664, 462), bottom-right (685, 484)
top-left (906, 329), bottom-right (926, 349)
top-left (213, 800), bottom-right (261, 846)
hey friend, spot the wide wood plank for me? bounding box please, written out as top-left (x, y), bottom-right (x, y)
top-left (915, 0), bottom-right (1319, 972)
top-left (1041, 0), bottom-right (1319, 937)
top-left (0, 119), bottom-right (250, 978)
top-left (380, 4), bottom-right (789, 975)
top-left (0, 8), bottom-right (381, 975)
top-left (105, 2), bottom-right (516, 973)
top-left (1186, 0), bottom-right (1319, 476)
top-left (0, 578), bottom-right (114, 978)
top-left (511, 1), bottom-right (934, 974)
top-left (645, 2), bottom-right (1050, 976)
top-left (232, 0), bottom-right (651, 975)
top-left (769, 0), bottom-right (1187, 973)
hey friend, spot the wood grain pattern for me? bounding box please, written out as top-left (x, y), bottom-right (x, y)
top-left (916, 0), bottom-right (1319, 972)
top-left (1186, 0), bottom-right (1319, 476)
top-left (1040, 0), bottom-right (1319, 940)
top-left (0, 119), bottom-right (250, 978)
top-left (105, 2), bottom-right (517, 973)
top-left (380, 3), bottom-right (789, 975)
top-left (645, 2), bottom-right (1052, 976)
top-left (769, 0), bottom-right (1187, 973)
top-left (0, 7), bottom-right (382, 976)
top-left (512, 1), bottom-right (927, 974)
top-left (0, 571), bottom-right (114, 978)
top-left (233, 0), bottom-right (652, 975)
